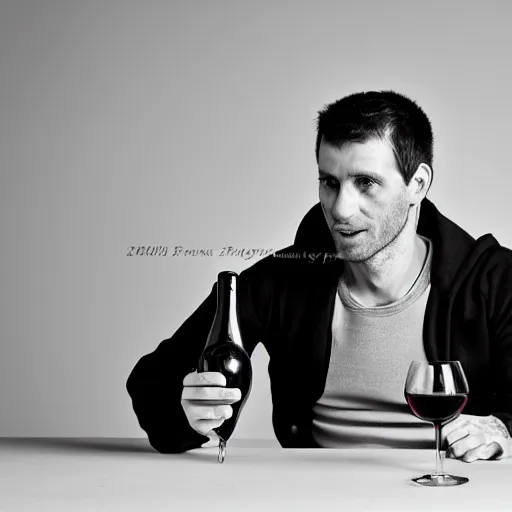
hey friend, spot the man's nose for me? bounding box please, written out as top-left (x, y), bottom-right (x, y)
top-left (331, 185), bottom-right (359, 222)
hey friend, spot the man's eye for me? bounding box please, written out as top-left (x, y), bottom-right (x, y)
top-left (318, 177), bottom-right (338, 189)
top-left (357, 178), bottom-right (375, 189)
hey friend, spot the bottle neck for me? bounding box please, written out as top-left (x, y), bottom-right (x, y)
top-left (211, 273), bottom-right (243, 348)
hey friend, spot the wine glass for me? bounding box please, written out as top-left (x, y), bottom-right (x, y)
top-left (404, 361), bottom-right (470, 486)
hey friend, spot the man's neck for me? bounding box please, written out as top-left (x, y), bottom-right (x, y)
top-left (343, 234), bottom-right (428, 307)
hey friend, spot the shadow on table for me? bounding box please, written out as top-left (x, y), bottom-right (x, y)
top-left (0, 437), bottom-right (280, 457)
top-left (1, 438), bottom-right (156, 454)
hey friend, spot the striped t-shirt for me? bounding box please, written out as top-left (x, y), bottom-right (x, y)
top-left (312, 235), bottom-right (434, 448)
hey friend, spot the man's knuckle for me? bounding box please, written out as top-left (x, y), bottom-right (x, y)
top-left (214, 405), bottom-right (231, 418)
top-left (198, 374), bottom-right (211, 385)
top-left (452, 447), bottom-right (462, 458)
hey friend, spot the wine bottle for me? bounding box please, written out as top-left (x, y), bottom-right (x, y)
top-left (197, 271), bottom-right (253, 461)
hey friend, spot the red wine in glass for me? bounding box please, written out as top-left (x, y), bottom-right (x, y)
top-left (404, 361), bottom-right (470, 486)
top-left (406, 394), bottom-right (468, 423)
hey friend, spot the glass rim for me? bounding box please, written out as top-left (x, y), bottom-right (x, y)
top-left (409, 360), bottom-right (462, 365)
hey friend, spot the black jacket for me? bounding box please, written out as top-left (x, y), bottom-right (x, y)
top-left (126, 198), bottom-right (512, 453)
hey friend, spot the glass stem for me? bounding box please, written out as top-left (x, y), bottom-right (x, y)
top-left (434, 422), bottom-right (443, 475)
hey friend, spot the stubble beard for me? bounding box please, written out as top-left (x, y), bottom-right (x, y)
top-left (334, 198), bottom-right (413, 264)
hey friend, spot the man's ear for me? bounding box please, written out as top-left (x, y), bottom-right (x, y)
top-left (409, 163), bottom-right (432, 205)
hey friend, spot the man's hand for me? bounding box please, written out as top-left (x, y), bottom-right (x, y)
top-left (181, 371), bottom-right (241, 446)
top-left (440, 414), bottom-right (511, 463)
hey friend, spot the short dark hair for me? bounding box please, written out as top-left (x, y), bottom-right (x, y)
top-left (315, 90), bottom-right (434, 187)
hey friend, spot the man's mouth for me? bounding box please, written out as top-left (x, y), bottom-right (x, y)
top-left (336, 230), bottom-right (364, 238)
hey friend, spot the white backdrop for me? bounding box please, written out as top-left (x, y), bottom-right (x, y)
top-left (1, 0), bottom-right (511, 438)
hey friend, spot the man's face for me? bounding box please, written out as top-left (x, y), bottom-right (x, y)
top-left (318, 137), bottom-right (413, 263)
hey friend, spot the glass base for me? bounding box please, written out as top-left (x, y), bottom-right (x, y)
top-left (412, 473), bottom-right (469, 486)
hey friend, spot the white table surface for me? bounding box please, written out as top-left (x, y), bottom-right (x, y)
top-left (0, 438), bottom-right (511, 512)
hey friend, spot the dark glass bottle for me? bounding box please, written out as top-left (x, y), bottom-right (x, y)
top-left (197, 271), bottom-right (253, 460)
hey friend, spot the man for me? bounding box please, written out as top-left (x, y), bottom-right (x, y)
top-left (127, 90), bottom-right (512, 462)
